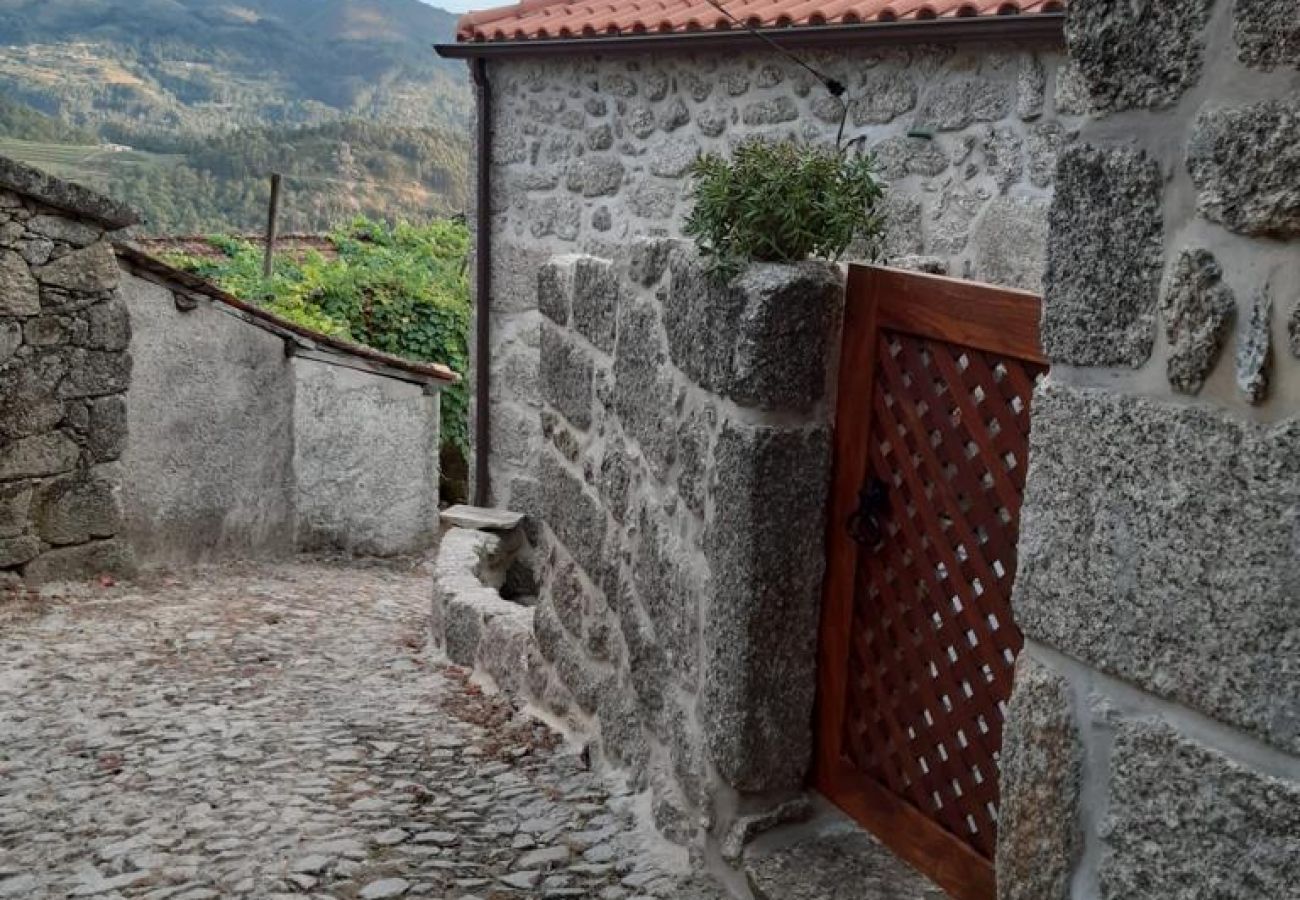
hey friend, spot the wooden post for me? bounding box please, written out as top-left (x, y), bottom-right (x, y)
top-left (262, 172), bottom-right (282, 278)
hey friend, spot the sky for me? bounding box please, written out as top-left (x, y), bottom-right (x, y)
top-left (421, 0), bottom-right (484, 13)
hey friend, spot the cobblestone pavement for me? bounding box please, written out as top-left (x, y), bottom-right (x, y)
top-left (0, 559), bottom-right (728, 900)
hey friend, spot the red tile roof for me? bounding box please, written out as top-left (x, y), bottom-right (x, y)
top-left (458, 0), bottom-right (1064, 42)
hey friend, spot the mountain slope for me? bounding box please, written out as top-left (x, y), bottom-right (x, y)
top-left (0, 0), bottom-right (470, 136)
top-left (0, 0), bottom-right (472, 233)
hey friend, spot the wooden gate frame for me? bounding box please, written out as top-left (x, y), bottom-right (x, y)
top-left (813, 265), bottom-right (1047, 900)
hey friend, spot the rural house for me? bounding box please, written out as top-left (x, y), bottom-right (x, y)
top-left (434, 1), bottom-right (1299, 899)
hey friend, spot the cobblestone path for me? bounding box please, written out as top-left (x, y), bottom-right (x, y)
top-left (0, 560), bottom-right (726, 900)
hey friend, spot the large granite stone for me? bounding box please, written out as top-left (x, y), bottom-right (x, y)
top-left (0, 249), bottom-right (38, 316)
top-left (539, 449), bottom-right (606, 583)
top-left (615, 581), bottom-right (671, 723)
top-left (1187, 99), bottom-right (1300, 238)
top-left (972, 196), bottom-right (1049, 293)
top-left (0, 482), bottom-right (31, 538)
top-left (56, 349), bottom-right (131, 399)
top-left (493, 241), bottom-right (551, 314)
top-left (0, 431), bottom-right (80, 481)
top-left (1100, 720), bottom-right (1300, 899)
top-left (1160, 249), bottom-right (1236, 395)
top-left (540, 322), bottom-right (594, 430)
top-left (25, 215), bottom-right (101, 248)
top-left (849, 71), bottom-right (917, 125)
top-left (79, 296), bottom-right (130, 351)
top-left (23, 538), bottom-right (136, 582)
top-left (664, 252), bottom-right (840, 412)
top-left (1233, 0), bottom-right (1300, 70)
top-left (534, 594), bottom-right (612, 715)
top-left (560, 256), bottom-right (618, 354)
top-left (596, 682), bottom-right (650, 771)
top-left (1065, 0), bottom-right (1212, 111)
top-left (631, 505), bottom-right (703, 682)
top-left (996, 655), bottom-right (1084, 900)
top-left (0, 535), bottom-right (40, 568)
top-left (1043, 145), bottom-right (1163, 367)
top-left (33, 242), bottom-right (120, 293)
top-left (1016, 382), bottom-right (1300, 753)
top-left (701, 421), bottom-right (831, 791)
top-left (914, 76), bottom-right (1011, 130)
top-left (564, 157), bottom-right (625, 198)
top-left (871, 135), bottom-right (948, 182)
top-left (33, 470), bottom-right (122, 546)
top-left (613, 296), bottom-right (675, 477)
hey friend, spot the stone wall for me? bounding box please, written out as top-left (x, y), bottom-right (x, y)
top-left (118, 270), bottom-right (298, 565)
top-left (478, 38), bottom-right (1080, 511)
top-left (521, 243), bottom-right (839, 864)
top-left (997, 4), bottom-right (1299, 899)
top-left (118, 268), bottom-right (445, 566)
top-left (294, 358), bottom-right (441, 557)
top-left (0, 178), bottom-right (136, 585)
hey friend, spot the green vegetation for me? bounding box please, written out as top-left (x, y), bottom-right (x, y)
top-left (163, 218), bottom-right (472, 462)
top-left (684, 139), bottom-right (886, 279)
top-left (0, 0), bottom-right (472, 234)
top-left (0, 115), bottom-right (469, 235)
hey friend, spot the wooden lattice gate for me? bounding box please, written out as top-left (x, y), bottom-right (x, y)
top-left (814, 266), bottom-right (1048, 900)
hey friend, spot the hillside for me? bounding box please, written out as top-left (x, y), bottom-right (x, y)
top-left (0, 0), bottom-right (470, 135)
top-left (0, 0), bottom-right (473, 234)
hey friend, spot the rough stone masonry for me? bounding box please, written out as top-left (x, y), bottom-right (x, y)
top-left (0, 158), bottom-right (138, 585)
top-left (464, 243), bottom-right (843, 870)
top-left (475, 39), bottom-right (1084, 513)
top-left (997, 2), bottom-right (1300, 899)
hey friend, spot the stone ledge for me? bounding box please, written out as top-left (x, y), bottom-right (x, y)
top-left (440, 505), bottom-right (525, 532)
top-left (0, 156), bottom-right (138, 230)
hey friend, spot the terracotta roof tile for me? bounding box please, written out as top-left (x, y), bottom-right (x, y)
top-left (457, 0), bottom-right (1064, 41)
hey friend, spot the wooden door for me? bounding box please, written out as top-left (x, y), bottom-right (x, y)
top-left (814, 266), bottom-right (1049, 900)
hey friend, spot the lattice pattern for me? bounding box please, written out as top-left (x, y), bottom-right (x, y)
top-left (840, 329), bottom-right (1047, 861)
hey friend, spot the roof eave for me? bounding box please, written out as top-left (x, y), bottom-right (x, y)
top-left (436, 12), bottom-right (1066, 58)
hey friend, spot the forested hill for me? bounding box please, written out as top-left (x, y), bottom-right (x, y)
top-left (0, 0), bottom-right (473, 234)
top-left (0, 0), bottom-right (470, 135)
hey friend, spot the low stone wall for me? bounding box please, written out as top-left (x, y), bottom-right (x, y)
top-left (431, 521), bottom-right (538, 698)
top-left (997, 3), bottom-right (1300, 898)
top-left (519, 244), bottom-right (840, 860)
top-left (0, 180), bottom-right (136, 584)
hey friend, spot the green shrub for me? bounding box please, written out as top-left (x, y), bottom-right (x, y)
top-left (163, 217), bottom-right (471, 463)
top-left (683, 139), bottom-right (886, 278)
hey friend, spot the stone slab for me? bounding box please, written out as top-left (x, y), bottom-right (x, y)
top-left (0, 156), bottom-right (138, 228)
top-left (995, 654), bottom-right (1084, 900)
top-left (1100, 720), bottom-right (1300, 900)
top-left (440, 505), bottom-right (525, 532)
top-left (743, 806), bottom-right (946, 900)
top-left (701, 421), bottom-right (831, 791)
top-left (1015, 382), bottom-right (1300, 753)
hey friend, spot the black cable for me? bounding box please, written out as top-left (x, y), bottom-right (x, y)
top-left (699, 0), bottom-right (852, 151)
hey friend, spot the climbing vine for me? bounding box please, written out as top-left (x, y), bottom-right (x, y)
top-left (164, 217), bottom-right (471, 458)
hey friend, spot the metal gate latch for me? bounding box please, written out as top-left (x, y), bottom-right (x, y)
top-left (847, 477), bottom-right (889, 548)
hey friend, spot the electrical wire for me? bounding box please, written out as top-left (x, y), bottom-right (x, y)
top-left (698, 0), bottom-right (853, 149)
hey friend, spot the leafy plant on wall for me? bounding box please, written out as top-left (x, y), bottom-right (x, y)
top-left (164, 217), bottom-right (471, 473)
top-left (684, 138), bottom-right (886, 279)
